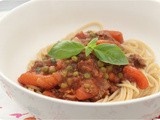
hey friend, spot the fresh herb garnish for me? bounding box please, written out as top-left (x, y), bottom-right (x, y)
top-left (48, 38), bottom-right (129, 65)
top-left (48, 40), bottom-right (84, 59)
top-left (85, 38), bottom-right (98, 56)
top-left (94, 44), bottom-right (128, 65)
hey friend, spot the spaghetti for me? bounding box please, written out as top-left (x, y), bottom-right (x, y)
top-left (18, 22), bottom-right (160, 102)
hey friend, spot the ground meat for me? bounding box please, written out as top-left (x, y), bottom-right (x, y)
top-left (96, 30), bottom-right (114, 40)
top-left (77, 58), bottom-right (99, 77)
top-left (91, 80), bottom-right (110, 101)
top-left (31, 61), bottom-right (44, 71)
top-left (109, 85), bottom-right (119, 93)
top-left (25, 30), bottom-right (131, 102)
top-left (128, 54), bottom-right (146, 68)
top-left (73, 31), bottom-right (92, 45)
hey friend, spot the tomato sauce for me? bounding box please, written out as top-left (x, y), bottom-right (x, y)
top-left (18, 30), bottom-right (147, 102)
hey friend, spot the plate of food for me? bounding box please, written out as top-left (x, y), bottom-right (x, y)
top-left (0, 0), bottom-right (160, 119)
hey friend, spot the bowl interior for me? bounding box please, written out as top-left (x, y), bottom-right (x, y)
top-left (0, 0), bottom-right (160, 84)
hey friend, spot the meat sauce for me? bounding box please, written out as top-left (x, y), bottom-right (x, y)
top-left (20, 30), bottom-right (146, 102)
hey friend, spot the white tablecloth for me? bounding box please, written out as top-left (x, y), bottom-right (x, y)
top-left (0, 12), bottom-right (34, 120)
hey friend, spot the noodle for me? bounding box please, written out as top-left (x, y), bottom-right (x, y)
top-left (27, 22), bottom-right (160, 102)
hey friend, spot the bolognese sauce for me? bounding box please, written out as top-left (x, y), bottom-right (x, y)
top-left (18, 30), bottom-right (149, 102)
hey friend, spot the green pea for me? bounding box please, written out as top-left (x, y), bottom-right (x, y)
top-left (42, 57), bottom-right (48, 61)
top-left (50, 57), bottom-right (56, 64)
top-left (86, 55), bottom-right (90, 60)
top-left (67, 78), bottom-right (73, 85)
top-left (84, 83), bottom-right (90, 89)
top-left (107, 65), bottom-right (113, 72)
top-left (84, 73), bottom-right (91, 79)
top-left (118, 73), bottom-right (123, 79)
top-left (60, 83), bottom-right (68, 89)
top-left (73, 71), bottom-right (79, 76)
top-left (62, 70), bottom-right (68, 77)
top-left (100, 67), bottom-right (106, 72)
top-left (35, 67), bottom-right (41, 73)
top-left (66, 65), bottom-right (73, 71)
top-left (104, 73), bottom-right (109, 80)
top-left (49, 66), bottom-right (56, 74)
top-left (97, 61), bottom-right (104, 67)
top-left (88, 31), bottom-right (96, 38)
top-left (41, 66), bottom-right (49, 73)
top-left (65, 60), bottom-right (70, 64)
top-left (72, 56), bottom-right (78, 62)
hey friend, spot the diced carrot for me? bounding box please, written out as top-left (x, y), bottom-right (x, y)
top-left (109, 73), bottom-right (116, 81)
top-left (75, 31), bottom-right (86, 39)
top-left (75, 87), bottom-right (92, 100)
top-left (107, 30), bottom-right (124, 43)
top-left (108, 73), bottom-right (119, 83)
top-left (96, 40), bottom-right (120, 46)
top-left (75, 80), bottom-right (99, 100)
top-left (18, 72), bottom-right (62, 90)
top-left (56, 60), bottom-right (65, 70)
top-left (123, 65), bottom-right (149, 89)
top-left (43, 90), bottom-right (56, 98)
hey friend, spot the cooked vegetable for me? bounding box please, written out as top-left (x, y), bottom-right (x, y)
top-left (71, 56), bottom-right (78, 62)
top-left (49, 66), bottom-right (56, 74)
top-left (18, 72), bottom-right (62, 89)
top-left (75, 87), bottom-right (92, 100)
top-left (75, 31), bottom-right (86, 39)
top-left (118, 73), bottom-right (123, 79)
top-left (107, 65), bottom-right (113, 72)
top-left (107, 30), bottom-right (124, 43)
top-left (123, 65), bottom-right (149, 89)
top-left (60, 83), bottom-right (68, 89)
top-left (97, 61), bottom-right (104, 67)
top-left (84, 73), bottom-right (91, 79)
top-left (100, 67), bottom-right (106, 72)
top-left (75, 80), bottom-right (99, 100)
top-left (96, 40), bottom-right (120, 46)
top-left (18, 29), bottom-right (151, 102)
top-left (104, 73), bottom-right (109, 79)
top-left (43, 90), bottom-right (56, 97)
top-left (73, 71), bottom-right (79, 76)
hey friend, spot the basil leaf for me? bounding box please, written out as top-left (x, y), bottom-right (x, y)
top-left (87, 38), bottom-right (98, 49)
top-left (85, 46), bottom-right (92, 56)
top-left (85, 38), bottom-right (98, 56)
top-left (94, 44), bottom-right (129, 65)
top-left (48, 40), bottom-right (84, 59)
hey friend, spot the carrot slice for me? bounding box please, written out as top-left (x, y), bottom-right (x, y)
top-left (43, 91), bottom-right (56, 98)
top-left (123, 65), bottom-right (149, 89)
top-left (18, 72), bottom-right (38, 86)
top-left (75, 87), bottom-right (92, 100)
top-left (96, 40), bottom-right (120, 46)
top-left (107, 31), bottom-right (124, 43)
top-left (18, 72), bottom-right (62, 90)
top-left (75, 80), bottom-right (99, 100)
top-left (75, 31), bottom-right (86, 39)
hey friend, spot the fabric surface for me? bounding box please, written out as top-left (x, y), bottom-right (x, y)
top-left (0, 12), bottom-right (34, 120)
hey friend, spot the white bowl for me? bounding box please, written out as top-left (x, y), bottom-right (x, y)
top-left (0, 0), bottom-right (160, 119)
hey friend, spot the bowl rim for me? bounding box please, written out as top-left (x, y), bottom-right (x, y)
top-left (0, 0), bottom-right (160, 106)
